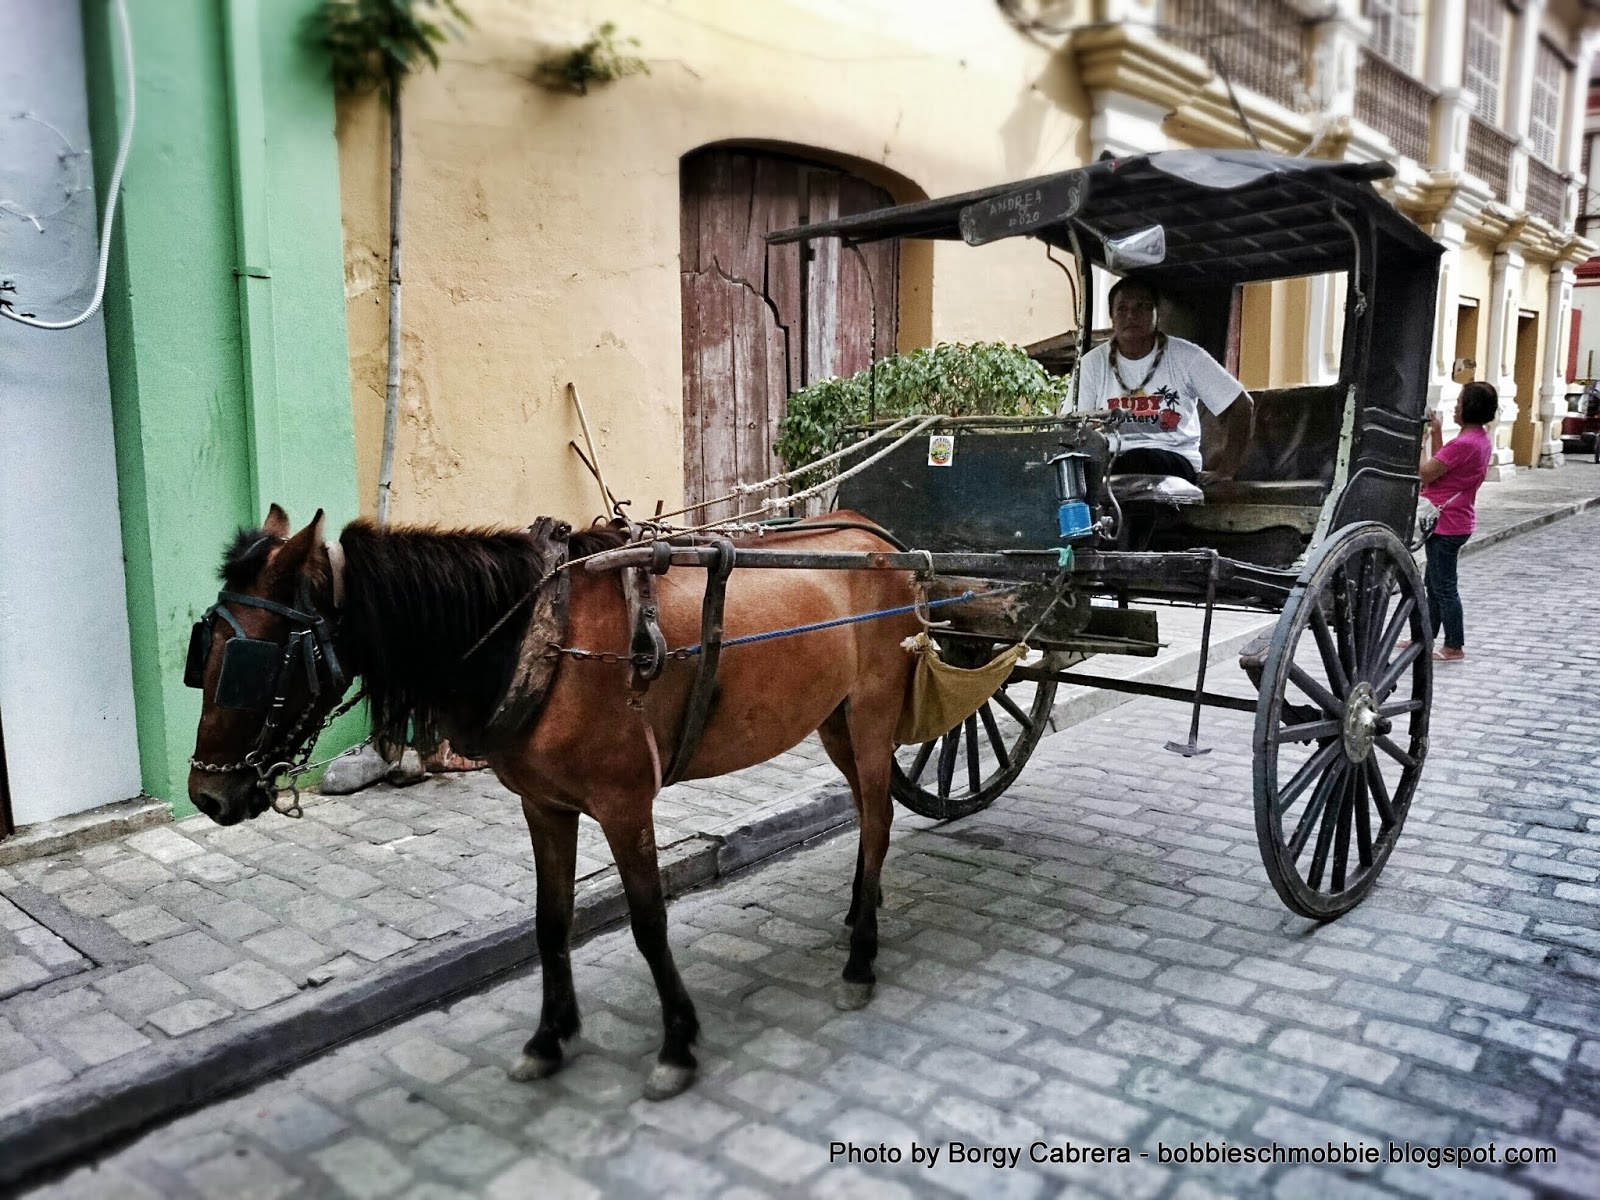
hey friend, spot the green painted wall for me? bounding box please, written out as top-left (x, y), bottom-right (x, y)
top-left (82, 0), bottom-right (360, 813)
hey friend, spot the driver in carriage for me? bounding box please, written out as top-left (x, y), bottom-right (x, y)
top-left (1065, 277), bottom-right (1254, 484)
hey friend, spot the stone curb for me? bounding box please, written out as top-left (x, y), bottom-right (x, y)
top-left (0, 799), bottom-right (170, 869)
top-left (1458, 493), bottom-right (1600, 558)
top-left (5, 496), bottom-right (1596, 1185)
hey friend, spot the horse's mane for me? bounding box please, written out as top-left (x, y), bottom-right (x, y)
top-left (219, 518), bottom-right (627, 754)
top-left (340, 519), bottom-right (628, 752)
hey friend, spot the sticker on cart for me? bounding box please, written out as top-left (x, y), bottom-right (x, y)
top-left (927, 435), bottom-right (954, 467)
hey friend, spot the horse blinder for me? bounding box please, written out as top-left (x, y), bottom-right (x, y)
top-left (184, 595), bottom-right (340, 712)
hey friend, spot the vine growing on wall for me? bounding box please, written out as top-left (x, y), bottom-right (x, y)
top-left (776, 342), bottom-right (1070, 478)
top-left (535, 22), bottom-right (649, 95)
top-left (307, 0), bottom-right (469, 525)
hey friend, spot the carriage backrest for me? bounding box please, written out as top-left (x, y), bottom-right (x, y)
top-left (1235, 385), bottom-right (1345, 485)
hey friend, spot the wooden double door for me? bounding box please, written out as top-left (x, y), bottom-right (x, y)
top-left (680, 149), bottom-right (899, 522)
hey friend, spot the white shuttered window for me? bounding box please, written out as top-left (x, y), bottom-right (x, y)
top-left (1363, 0), bottom-right (1417, 72)
top-left (1529, 39), bottom-right (1566, 165)
top-left (1464, 0), bottom-right (1507, 123)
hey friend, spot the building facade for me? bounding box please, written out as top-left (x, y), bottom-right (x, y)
top-left (1, 0), bottom-right (358, 833)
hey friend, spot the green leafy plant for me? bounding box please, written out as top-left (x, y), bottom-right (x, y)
top-left (776, 342), bottom-right (1070, 478)
top-left (308, 0), bottom-right (468, 96)
top-left (536, 22), bottom-right (649, 95)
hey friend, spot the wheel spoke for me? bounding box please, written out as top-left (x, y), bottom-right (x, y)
top-left (1336, 566), bottom-right (1359, 680)
top-left (1308, 607), bottom-right (1350, 699)
top-left (977, 703), bottom-right (1011, 771)
top-left (905, 740), bottom-right (936, 785)
top-left (1276, 738), bottom-right (1346, 815)
top-left (1288, 664), bottom-right (1344, 718)
top-left (1351, 765), bottom-right (1373, 869)
top-left (936, 728), bottom-right (960, 799)
top-left (1376, 699), bottom-right (1424, 718)
top-left (992, 687), bottom-right (1035, 730)
top-left (1305, 765), bottom-right (1351, 888)
top-left (1364, 756), bottom-right (1396, 827)
top-left (1357, 556), bottom-right (1396, 679)
top-left (1375, 735), bottom-right (1416, 771)
top-left (964, 714), bottom-right (981, 793)
top-left (1369, 595), bottom-right (1415, 679)
top-left (1373, 642), bottom-right (1424, 702)
top-left (1289, 759), bottom-right (1345, 862)
top-left (1279, 717), bottom-right (1344, 743)
top-left (1331, 770), bottom-right (1356, 891)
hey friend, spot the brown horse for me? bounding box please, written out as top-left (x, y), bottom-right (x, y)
top-left (186, 505), bottom-right (918, 1099)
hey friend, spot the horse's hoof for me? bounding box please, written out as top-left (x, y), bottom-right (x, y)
top-left (508, 1052), bottom-right (562, 1082)
top-left (834, 980), bottom-right (874, 1011)
top-left (642, 1061), bottom-right (696, 1101)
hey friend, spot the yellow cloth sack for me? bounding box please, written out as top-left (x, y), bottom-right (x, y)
top-left (895, 633), bottom-right (1030, 745)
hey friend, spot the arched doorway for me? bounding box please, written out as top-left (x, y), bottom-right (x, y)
top-left (679, 148), bottom-right (901, 522)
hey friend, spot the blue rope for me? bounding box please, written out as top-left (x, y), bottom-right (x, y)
top-left (677, 583), bottom-right (1024, 657)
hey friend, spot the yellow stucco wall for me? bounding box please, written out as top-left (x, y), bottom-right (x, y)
top-left (337, 0), bottom-right (1091, 526)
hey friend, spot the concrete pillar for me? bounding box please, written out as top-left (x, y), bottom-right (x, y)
top-left (1485, 245), bottom-right (1524, 479)
top-left (1303, 273), bottom-right (1344, 386)
top-left (1430, 88), bottom-right (1476, 175)
top-left (1505, 0), bottom-right (1545, 141)
top-left (1427, 218), bottom-right (1469, 421)
top-left (1304, 0), bottom-right (1365, 122)
top-left (1089, 90), bottom-right (1171, 160)
top-left (1423, 0), bottom-right (1467, 91)
top-left (1538, 265), bottom-right (1575, 466)
top-left (1564, 34), bottom-right (1600, 175)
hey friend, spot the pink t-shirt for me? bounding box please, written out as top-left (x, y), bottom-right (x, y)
top-left (1421, 425), bottom-right (1492, 538)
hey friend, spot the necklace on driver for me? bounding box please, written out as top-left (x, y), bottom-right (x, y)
top-left (1110, 332), bottom-right (1167, 393)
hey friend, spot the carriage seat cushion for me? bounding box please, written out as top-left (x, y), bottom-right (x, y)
top-left (1108, 473), bottom-right (1205, 506)
top-left (1200, 479), bottom-right (1330, 507)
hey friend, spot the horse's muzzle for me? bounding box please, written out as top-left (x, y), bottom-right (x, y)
top-left (188, 773), bottom-right (268, 825)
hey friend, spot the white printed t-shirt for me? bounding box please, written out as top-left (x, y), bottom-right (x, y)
top-left (1064, 335), bottom-right (1246, 471)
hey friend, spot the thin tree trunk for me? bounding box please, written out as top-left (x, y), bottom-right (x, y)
top-left (376, 70), bottom-right (404, 525)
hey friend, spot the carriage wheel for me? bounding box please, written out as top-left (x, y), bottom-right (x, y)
top-left (1254, 522), bottom-right (1432, 919)
top-left (890, 639), bottom-right (1060, 821)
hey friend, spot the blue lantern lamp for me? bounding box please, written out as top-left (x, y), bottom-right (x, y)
top-left (1049, 450), bottom-right (1095, 541)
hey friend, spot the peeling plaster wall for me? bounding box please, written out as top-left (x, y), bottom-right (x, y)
top-left (337, 0), bottom-right (1090, 526)
top-left (0, 0), bottom-right (141, 822)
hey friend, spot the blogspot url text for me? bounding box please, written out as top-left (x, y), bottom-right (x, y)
top-left (827, 1139), bottom-right (1557, 1170)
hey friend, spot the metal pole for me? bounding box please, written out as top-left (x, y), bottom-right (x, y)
top-left (1166, 549), bottom-right (1219, 756)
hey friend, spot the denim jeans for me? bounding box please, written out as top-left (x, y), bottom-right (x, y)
top-left (1424, 532), bottom-right (1470, 649)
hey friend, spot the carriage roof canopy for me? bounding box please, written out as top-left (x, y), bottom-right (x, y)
top-left (767, 149), bottom-right (1440, 287)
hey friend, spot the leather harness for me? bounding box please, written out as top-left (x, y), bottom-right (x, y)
top-left (476, 518), bottom-right (737, 788)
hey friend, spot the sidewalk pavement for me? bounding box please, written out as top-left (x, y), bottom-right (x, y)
top-left (3, 461), bottom-right (1599, 1185)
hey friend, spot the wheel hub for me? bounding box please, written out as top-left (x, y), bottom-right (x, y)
top-left (1343, 681), bottom-right (1380, 762)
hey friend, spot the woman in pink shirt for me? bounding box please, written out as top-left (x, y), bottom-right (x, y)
top-left (1418, 381), bottom-right (1498, 662)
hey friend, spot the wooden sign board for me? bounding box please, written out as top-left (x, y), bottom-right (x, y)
top-left (959, 174), bottom-right (1086, 246)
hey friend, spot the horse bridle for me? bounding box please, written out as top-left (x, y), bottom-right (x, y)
top-left (186, 546), bottom-right (354, 817)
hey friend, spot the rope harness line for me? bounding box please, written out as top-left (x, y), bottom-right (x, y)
top-left (545, 584), bottom-right (1025, 668)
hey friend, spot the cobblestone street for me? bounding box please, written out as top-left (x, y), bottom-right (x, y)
top-left (15, 507), bottom-right (1600, 1198)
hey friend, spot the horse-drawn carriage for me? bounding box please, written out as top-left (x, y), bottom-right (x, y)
top-left (768, 148), bottom-right (1441, 919)
top-left (184, 149), bottom-right (1442, 1098)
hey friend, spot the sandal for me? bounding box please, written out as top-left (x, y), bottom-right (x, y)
top-left (1433, 647), bottom-right (1465, 663)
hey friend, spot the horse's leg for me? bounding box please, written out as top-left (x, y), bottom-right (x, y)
top-left (598, 809), bottom-right (700, 1100)
top-left (836, 700), bottom-right (897, 1012)
top-left (509, 799), bottom-right (582, 1082)
top-left (817, 703), bottom-right (873, 928)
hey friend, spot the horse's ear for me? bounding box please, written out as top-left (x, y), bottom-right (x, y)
top-left (277, 510), bottom-right (326, 577)
top-left (263, 504), bottom-right (290, 538)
